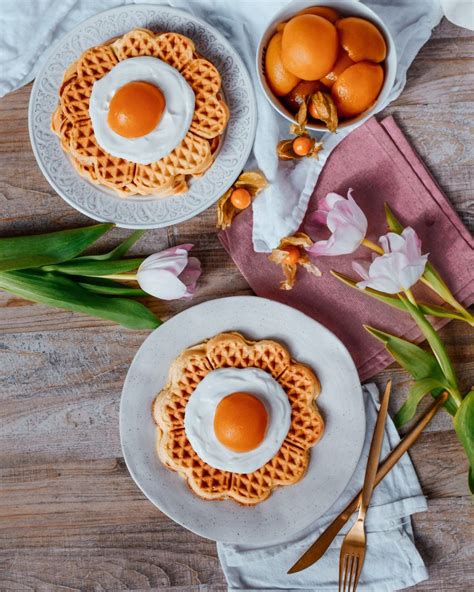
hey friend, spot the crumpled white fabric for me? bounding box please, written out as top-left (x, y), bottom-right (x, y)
top-left (217, 383), bottom-right (429, 591)
top-left (0, 0), bottom-right (443, 251)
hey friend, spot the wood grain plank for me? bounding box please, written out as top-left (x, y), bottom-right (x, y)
top-left (0, 432), bottom-right (471, 591)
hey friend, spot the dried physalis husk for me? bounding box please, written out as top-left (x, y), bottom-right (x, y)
top-left (277, 139), bottom-right (299, 160)
top-left (310, 91), bottom-right (338, 133)
top-left (278, 100), bottom-right (323, 161)
top-left (289, 101), bottom-right (308, 136)
top-left (269, 232), bottom-right (321, 290)
top-left (217, 170), bottom-right (268, 230)
top-left (235, 171), bottom-right (268, 192)
top-left (277, 136), bottom-right (323, 161)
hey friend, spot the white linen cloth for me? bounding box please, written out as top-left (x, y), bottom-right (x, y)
top-left (0, 0), bottom-right (443, 252)
top-left (218, 383), bottom-right (429, 591)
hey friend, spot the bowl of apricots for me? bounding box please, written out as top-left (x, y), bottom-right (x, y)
top-left (257, 0), bottom-right (397, 132)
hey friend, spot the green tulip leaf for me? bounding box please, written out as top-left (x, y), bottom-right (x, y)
top-left (331, 271), bottom-right (468, 322)
top-left (77, 276), bottom-right (147, 297)
top-left (0, 223), bottom-right (113, 272)
top-left (365, 325), bottom-right (444, 380)
top-left (0, 269), bottom-right (160, 330)
top-left (41, 257), bottom-right (144, 276)
top-left (454, 390), bottom-right (474, 495)
top-left (394, 378), bottom-right (445, 427)
top-left (398, 294), bottom-right (459, 392)
top-left (365, 325), bottom-right (457, 417)
top-left (74, 229), bottom-right (146, 262)
top-left (384, 203), bottom-right (404, 233)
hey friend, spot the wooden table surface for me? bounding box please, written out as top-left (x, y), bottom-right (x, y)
top-left (0, 16), bottom-right (473, 592)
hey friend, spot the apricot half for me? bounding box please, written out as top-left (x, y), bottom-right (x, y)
top-left (336, 17), bottom-right (387, 63)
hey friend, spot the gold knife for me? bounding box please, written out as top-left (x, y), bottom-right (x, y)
top-left (288, 390), bottom-right (449, 574)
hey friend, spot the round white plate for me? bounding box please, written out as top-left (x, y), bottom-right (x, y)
top-left (120, 296), bottom-right (366, 545)
top-left (28, 5), bottom-right (256, 229)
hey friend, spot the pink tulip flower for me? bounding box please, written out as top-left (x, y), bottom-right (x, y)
top-left (137, 244), bottom-right (201, 300)
top-left (306, 188), bottom-right (368, 256)
top-left (353, 227), bottom-right (428, 294)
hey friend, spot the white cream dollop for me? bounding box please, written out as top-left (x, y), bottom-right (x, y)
top-left (89, 56), bottom-right (195, 164)
top-left (184, 367), bottom-right (291, 473)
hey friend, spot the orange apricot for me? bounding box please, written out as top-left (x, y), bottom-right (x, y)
top-left (281, 15), bottom-right (338, 80)
top-left (297, 5), bottom-right (340, 23)
top-left (336, 17), bottom-right (387, 63)
top-left (331, 61), bottom-right (384, 118)
top-left (265, 32), bottom-right (300, 96)
top-left (282, 80), bottom-right (323, 113)
top-left (320, 48), bottom-right (354, 88)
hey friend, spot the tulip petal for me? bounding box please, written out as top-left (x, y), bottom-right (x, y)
top-left (137, 267), bottom-right (188, 300)
top-left (318, 192), bottom-right (344, 213)
top-left (178, 257), bottom-right (202, 297)
top-left (307, 189), bottom-right (368, 256)
top-left (139, 246), bottom-right (190, 277)
top-left (310, 210), bottom-right (330, 226)
top-left (352, 260), bottom-right (371, 281)
top-left (380, 231), bottom-right (405, 254)
top-left (402, 227), bottom-right (423, 260)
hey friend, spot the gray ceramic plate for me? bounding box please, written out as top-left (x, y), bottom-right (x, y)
top-left (28, 4), bottom-right (256, 228)
top-left (120, 296), bottom-right (366, 545)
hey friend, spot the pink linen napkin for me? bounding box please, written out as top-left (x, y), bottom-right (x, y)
top-left (219, 116), bottom-right (474, 381)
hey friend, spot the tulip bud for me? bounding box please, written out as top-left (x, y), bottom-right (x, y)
top-left (305, 188), bottom-right (368, 256)
top-left (137, 244), bottom-right (201, 300)
top-left (353, 227), bottom-right (428, 294)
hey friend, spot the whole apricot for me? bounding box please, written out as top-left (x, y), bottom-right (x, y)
top-left (282, 80), bottom-right (323, 112)
top-left (265, 32), bottom-right (300, 96)
top-left (281, 15), bottom-right (338, 80)
top-left (331, 62), bottom-right (384, 118)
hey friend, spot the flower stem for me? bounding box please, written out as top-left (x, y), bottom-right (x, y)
top-left (90, 273), bottom-right (138, 281)
top-left (361, 238), bottom-right (384, 254)
top-left (400, 292), bottom-right (462, 406)
top-left (404, 288), bottom-right (417, 306)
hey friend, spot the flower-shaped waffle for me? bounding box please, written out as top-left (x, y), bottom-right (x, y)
top-left (153, 332), bottom-right (324, 505)
top-left (51, 28), bottom-right (229, 197)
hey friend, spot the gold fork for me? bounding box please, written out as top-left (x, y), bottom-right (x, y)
top-left (338, 380), bottom-right (392, 592)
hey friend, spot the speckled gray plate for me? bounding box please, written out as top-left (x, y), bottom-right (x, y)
top-left (120, 296), bottom-right (366, 545)
top-left (28, 4), bottom-right (256, 229)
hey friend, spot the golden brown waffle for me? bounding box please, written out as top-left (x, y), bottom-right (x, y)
top-left (111, 28), bottom-right (161, 60)
top-left (51, 28), bottom-right (228, 197)
top-left (190, 94), bottom-right (229, 140)
top-left (182, 59), bottom-right (221, 96)
top-left (157, 428), bottom-right (233, 499)
top-left (182, 59), bottom-right (229, 139)
top-left (76, 45), bottom-right (118, 83)
top-left (156, 32), bottom-right (195, 71)
top-left (154, 332), bottom-right (324, 505)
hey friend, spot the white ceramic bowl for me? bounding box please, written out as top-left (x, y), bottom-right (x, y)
top-left (256, 0), bottom-right (397, 132)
